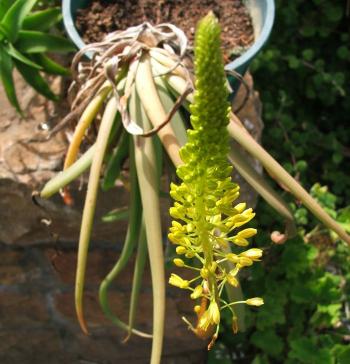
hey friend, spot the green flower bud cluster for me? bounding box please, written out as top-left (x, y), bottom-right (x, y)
top-left (168, 13), bottom-right (263, 345)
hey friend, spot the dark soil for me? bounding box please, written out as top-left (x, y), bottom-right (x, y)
top-left (75, 0), bottom-right (254, 59)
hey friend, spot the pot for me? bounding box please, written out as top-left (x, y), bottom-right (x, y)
top-left (62, 0), bottom-right (275, 97)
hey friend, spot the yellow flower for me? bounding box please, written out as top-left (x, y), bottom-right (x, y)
top-left (240, 248), bottom-right (263, 261)
top-left (246, 297), bottom-right (264, 306)
top-left (237, 228), bottom-right (257, 238)
top-left (190, 285), bottom-right (203, 299)
top-left (173, 258), bottom-right (185, 267)
top-left (169, 274), bottom-right (189, 289)
top-left (176, 246), bottom-right (187, 254)
top-left (237, 257), bottom-right (253, 267)
top-left (208, 301), bottom-right (220, 325)
top-left (198, 301), bottom-right (220, 331)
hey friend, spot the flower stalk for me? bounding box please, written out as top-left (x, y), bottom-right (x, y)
top-left (168, 13), bottom-right (263, 347)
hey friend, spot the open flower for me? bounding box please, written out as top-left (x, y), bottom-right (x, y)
top-left (240, 248), bottom-right (263, 261)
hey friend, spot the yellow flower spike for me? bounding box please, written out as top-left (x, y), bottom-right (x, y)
top-left (237, 228), bottom-right (257, 238)
top-left (168, 12), bottom-right (264, 346)
top-left (246, 297), bottom-right (264, 306)
top-left (191, 285), bottom-right (203, 299)
top-left (169, 274), bottom-right (189, 289)
top-left (240, 248), bottom-right (263, 261)
top-left (173, 258), bottom-right (185, 267)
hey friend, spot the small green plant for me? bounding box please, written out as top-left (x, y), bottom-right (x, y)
top-left (0, 0), bottom-right (74, 112)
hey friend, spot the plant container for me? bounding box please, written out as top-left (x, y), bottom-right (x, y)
top-left (62, 0), bottom-right (275, 96)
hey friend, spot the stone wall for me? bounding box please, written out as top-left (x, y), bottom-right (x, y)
top-left (0, 72), bottom-right (262, 363)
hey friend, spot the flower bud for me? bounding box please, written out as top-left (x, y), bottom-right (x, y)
top-left (194, 305), bottom-right (201, 314)
top-left (237, 228), bottom-right (257, 238)
top-left (190, 285), bottom-right (203, 299)
top-left (234, 202), bottom-right (246, 213)
top-left (185, 251), bottom-right (195, 258)
top-left (232, 316), bottom-right (239, 334)
top-left (176, 246), bottom-right (187, 255)
top-left (209, 261), bottom-right (217, 273)
top-left (208, 301), bottom-right (220, 325)
top-left (227, 274), bottom-right (239, 287)
top-left (232, 237), bottom-right (249, 247)
top-left (200, 268), bottom-right (209, 279)
top-left (246, 297), bottom-right (264, 306)
top-left (226, 253), bottom-right (239, 263)
top-left (173, 258), bottom-right (185, 267)
top-left (238, 257), bottom-right (253, 267)
top-left (169, 273), bottom-right (189, 289)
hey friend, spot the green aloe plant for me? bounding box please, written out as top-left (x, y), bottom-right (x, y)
top-left (38, 10), bottom-right (350, 364)
top-left (0, 0), bottom-right (75, 112)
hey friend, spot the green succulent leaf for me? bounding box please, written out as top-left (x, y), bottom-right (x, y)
top-left (30, 53), bottom-right (70, 76)
top-left (102, 130), bottom-right (130, 191)
top-left (0, 45), bottom-right (21, 112)
top-left (4, 43), bottom-right (41, 69)
top-left (101, 207), bottom-right (129, 223)
top-left (22, 7), bottom-right (62, 31)
top-left (0, 0), bottom-right (15, 19)
top-left (1, 0), bottom-right (37, 42)
top-left (14, 59), bottom-right (58, 100)
top-left (16, 30), bottom-right (75, 54)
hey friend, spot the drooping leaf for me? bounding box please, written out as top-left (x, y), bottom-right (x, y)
top-left (102, 130), bottom-right (129, 191)
top-left (1, 0), bottom-right (37, 42)
top-left (101, 207), bottom-right (129, 223)
top-left (0, 46), bottom-right (21, 112)
top-left (4, 43), bottom-right (41, 69)
top-left (14, 59), bottom-right (58, 100)
top-left (30, 53), bottom-right (70, 76)
top-left (16, 30), bottom-right (75, 54)
top-left (22, 7), bottom-right (62, 31)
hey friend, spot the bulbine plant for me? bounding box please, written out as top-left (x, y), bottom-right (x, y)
top-left (0, 0), bottom-right (74, 112)
top-left (168, 14), bottom-right (263, 349)
top-left (38, 10), bottom-right (350, 364)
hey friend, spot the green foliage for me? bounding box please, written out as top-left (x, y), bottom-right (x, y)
top-left (0, 0), bottom-right (74, 112)
top-left (251, 0), bottom-right (350, 203)
top-left (212, 2), bottom-right (350, 361)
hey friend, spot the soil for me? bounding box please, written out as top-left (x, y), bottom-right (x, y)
top-left (75, 0), bottom-right (255, 60)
